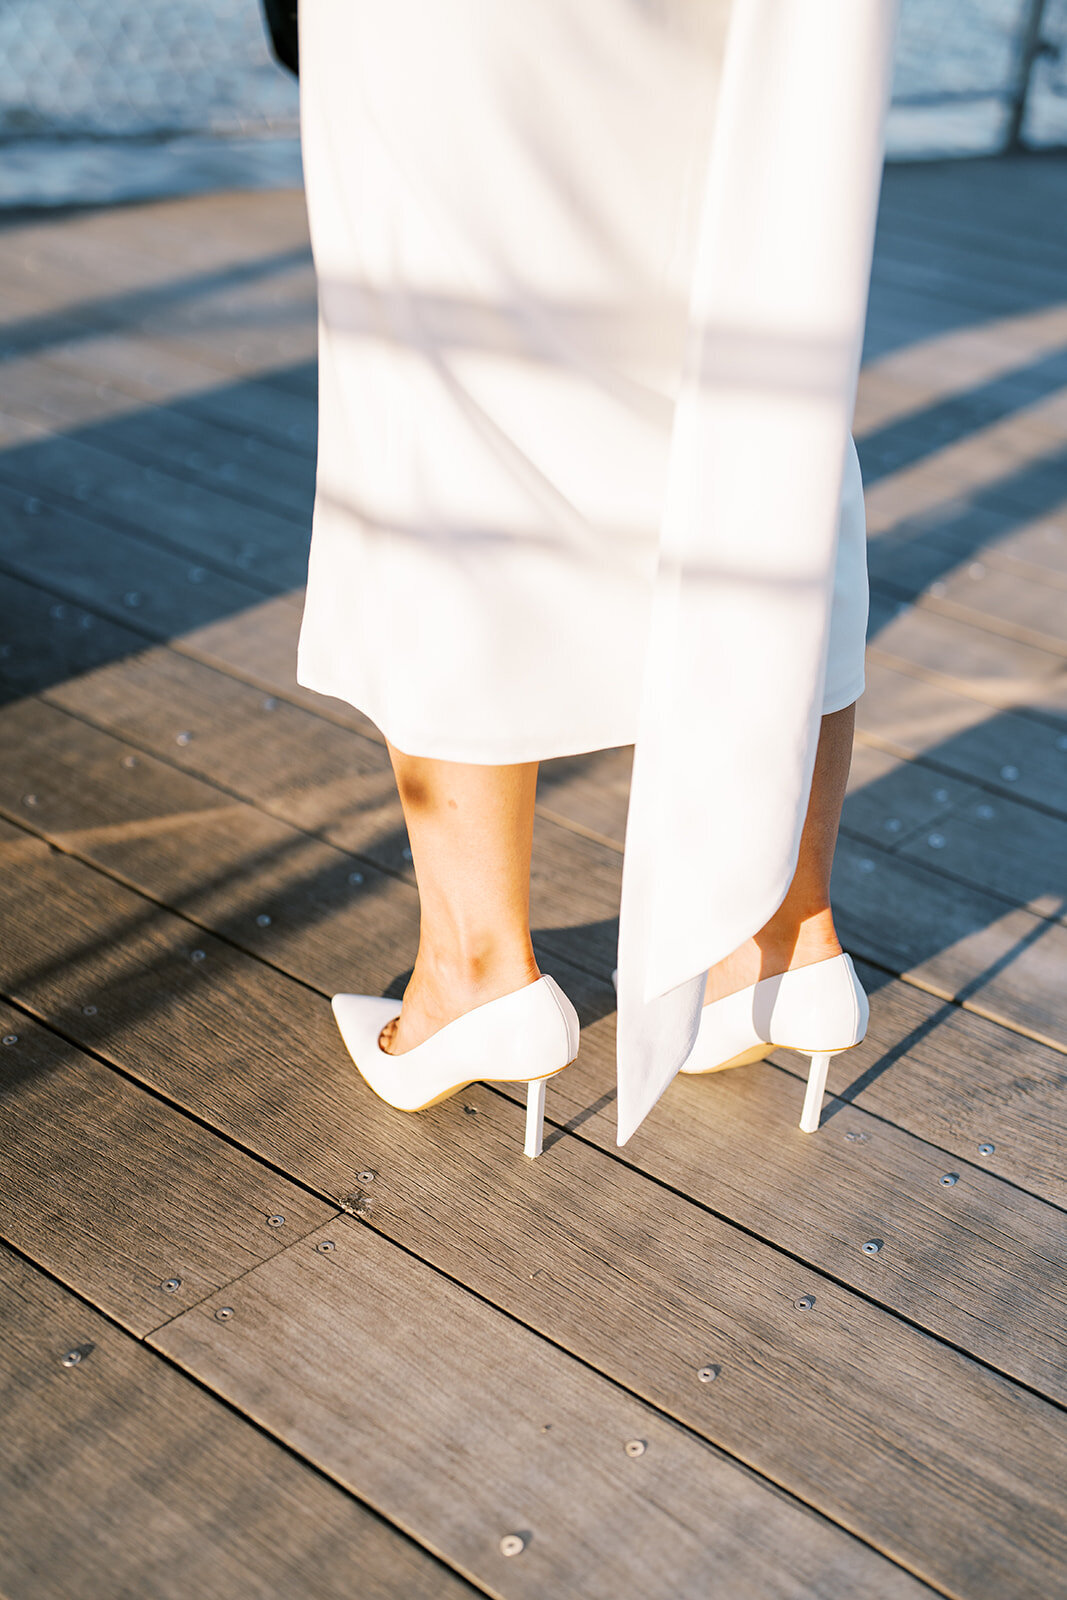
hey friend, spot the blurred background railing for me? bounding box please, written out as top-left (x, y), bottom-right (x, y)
top-left (0, 0), bottom-right (1065, 208)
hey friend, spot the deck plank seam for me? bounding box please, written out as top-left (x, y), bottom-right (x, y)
top-left (0, 1235), bottom-right (495, 1600)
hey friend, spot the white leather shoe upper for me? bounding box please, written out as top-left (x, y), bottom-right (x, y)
top-left (332, 974), bottom-right (580, 1111)
top-left (681, 952), bottom-right (869, 1074)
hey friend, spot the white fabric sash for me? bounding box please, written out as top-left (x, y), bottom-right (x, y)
top-left (615, 0), bottom-right (899, 1145)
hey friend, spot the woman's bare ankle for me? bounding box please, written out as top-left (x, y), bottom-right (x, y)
top-left (381, 942), bottom-right (541, 1055)
top-left (703, 910), bottom-right (842, 1006)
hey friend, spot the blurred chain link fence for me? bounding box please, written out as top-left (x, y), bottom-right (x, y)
top-left (889, 0), bottom-right (1067, 154)
top-left (0, 0), bottom-right (1064, 206)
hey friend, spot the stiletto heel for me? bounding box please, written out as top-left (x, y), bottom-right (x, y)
top-left (673, 953), bottom-right (868, 1131)
top-left (331, 975), bottom-right (580, 1157)
top-left (799, 1051), bottom-right (833, 1133)
top-left (525, 1078), bottom-right (548, 1158)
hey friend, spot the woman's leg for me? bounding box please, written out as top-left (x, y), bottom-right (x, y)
top-left (379, 742), bottom-right (541, 1055)
top-left (704, 702), bottom-right (855, 1005)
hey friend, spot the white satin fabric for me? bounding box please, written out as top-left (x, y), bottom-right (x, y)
top-left (296, 0), bottom-right (898, 1144)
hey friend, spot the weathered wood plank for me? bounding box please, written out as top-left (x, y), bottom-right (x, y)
top-left (39, 638), bottom-right (1067, 1053)
top-left (858, 658), bottom-right (1067, 818)
top-left (0, 1245), bottom-right (476, 1600)
top-left (3, 786), bottom-right (1066, 1395)
top-left (153, 1218), bottom-right (936, 1600)
top-left (0, 1003), bottom-right (335, 1335)
top-left (6, 688), bottom-right (1064, 1201)
top-left (0, 426), bottom-right (309, 591)
top-left (867, 589), bottom-right (1067, 721)
top-left (0, 694), bottom-right (420, 994)
top-left (0, 364), bottom-right (316, 520)
top-left (0, 481), bottom-right (271, 638)
top-left (4, 745), bottom-right (1062, 1587)
top-left (832, 833), bottom-right (1067, 1049)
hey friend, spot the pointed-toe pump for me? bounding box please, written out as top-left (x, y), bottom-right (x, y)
top-left (681, 952), bottom-right (868, 1131)
top-left (331, 974), bottom-right (581, 1158)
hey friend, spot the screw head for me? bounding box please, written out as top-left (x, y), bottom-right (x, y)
top-left (932, 788), bottom-right (950, 803)
top-left (50, 604), bottom-right (66, 620)
top-left (214, 1306), bottom-right (234, 1322)
top-left (940, 1173), bottom-right (959, 1187)
top-left (978, 1142), bottom-right (995, 1156)
top-left (884, 817), bottom-right (901, 833)
top-left (499, 1534), bottom-right (525, 1558)
top-left (844, 1129), bottom-right (870, 1143)
top-left (175, 731), bottom-right (192, 747)
top-left (401, 846), bottom-right (413, 861)
top-left (267, 1214), bottom-right (285, 1228)
top-left (862, 1239), bottom-right (883, 1255)
top-left (975, 804), bottom-right (995, 820)
top-left (999, 765), bottom-right (1019, 782)
top-left (858, 859), bottom-right (875, 874)
top-left (697, 1364), bottom-right (721, 1384)
top-left (123, 591), bottom-right (142, 608)
top-left (122, 754), bottom-right (139, 769)
top-left (188, 566), bottom-right (206, 583)
top-left (22, 794), bottom-right (38, 807)
top-left (927, 833), bottom-right (945, 849)
top-left (262, 696), bottom-right (278, 711)
top-left (348, 871), bottom-right (364, 886)
top-left (3, 1035), bottom-right (18, 1046)
top-left (82, 1004), bottom-right (97, 1016)
top-left (190, 949), bottom-right (206, 963)
top-left (315, 1240), bottom-right (336, 1254)
top-left (161, 1277), bottom-right (182, 1293)
top-left (794, 1294), bottom-right (816, 1310)
top-left (61, 1343), bottom-right (93, 1367)
top-left (624, 1439), bottom-right (647, 1458)
top-left (357, 1170), bottom-right (377, 1184)
top-left (255, 913), bottom-right (272, 928)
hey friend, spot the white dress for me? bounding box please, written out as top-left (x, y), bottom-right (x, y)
top-left (296, 0), bottom-right (899, 1142)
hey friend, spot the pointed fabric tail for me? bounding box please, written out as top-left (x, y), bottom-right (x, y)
top-left (615, 0), bottom-right (899, 1146)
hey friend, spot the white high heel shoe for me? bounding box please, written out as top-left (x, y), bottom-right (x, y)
top-left (331, 974), bottom-right (581, 1158)
top-left (611, 953), bottom-right (868, 1132)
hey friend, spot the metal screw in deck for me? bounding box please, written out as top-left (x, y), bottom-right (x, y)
top-left (500, 1535), bottom-right (525, 1558)
top-left (161, 1278), bottom-right (182, 1293)
top-left (978, 1143), bottom-right (995, 1156)
top-left (794, 1295), bottom-right (816, 1310)
top-left (697, 1364), bottom-right (720, 1384)
top-left (940, 1173), bottom-right (959, 1187)
top-left (862, 1239), bottom-right (883, 1256)
top-left (625, 1439), bottom-right (646, 1458)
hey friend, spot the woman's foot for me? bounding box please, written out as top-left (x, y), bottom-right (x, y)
top-left (703, 908), bottom-right (842, 1007)
top-left (378, 949), bottom-right (542, 1055)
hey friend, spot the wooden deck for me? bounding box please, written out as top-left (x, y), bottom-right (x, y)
top-left (1, 153), bottom-right (1066, 1600)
